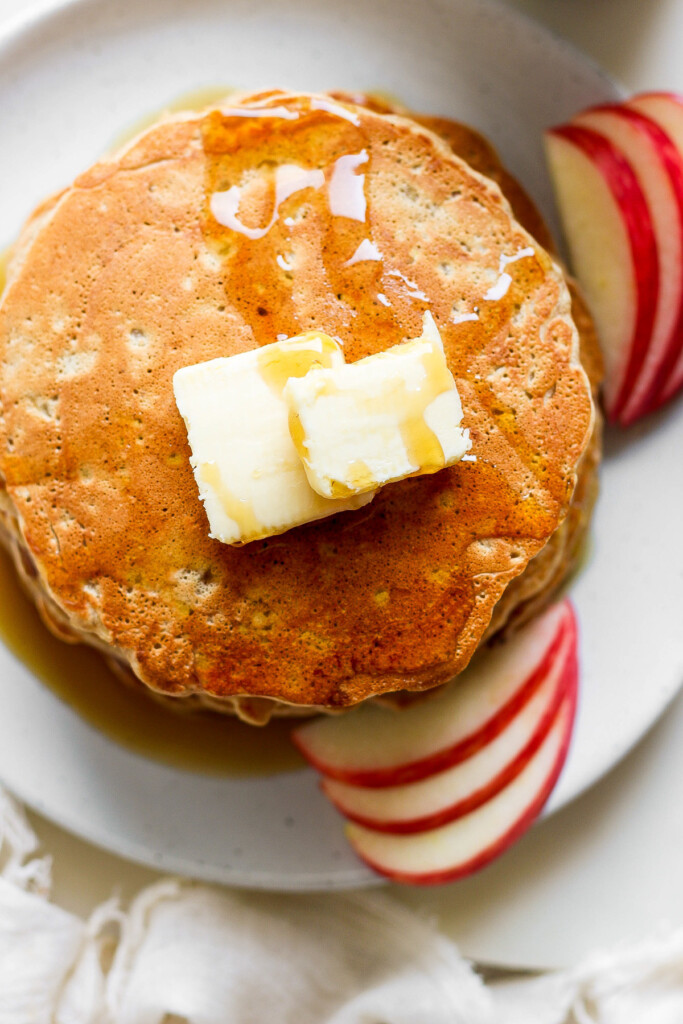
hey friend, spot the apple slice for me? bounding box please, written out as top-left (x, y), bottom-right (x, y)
top-left (628, 91), bottom-right (683, 407)
top-left (293, 599), bottom-right (575, 787)
top-left (346, 681), bottom-right (577, 885)
top-left (322, 631), bottom-right (576, 833)
top-left (571, 105), bottom-right (683, 423)
top-left (545, 124), bottom-right (659, 420)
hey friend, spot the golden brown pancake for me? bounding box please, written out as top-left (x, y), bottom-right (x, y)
top-left (0, 90), bottom-right (595, 721)
top-left (335, 92), bottom-right (602, 650)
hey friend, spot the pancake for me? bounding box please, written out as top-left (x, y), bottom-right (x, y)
top-left (334, 92), bottom-right (603, 647)
top-left (0, 90), bottom-right (595, 722)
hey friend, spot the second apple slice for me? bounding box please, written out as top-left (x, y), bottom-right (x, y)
top-left (345, 680), bottom-right (578, 885)
top-left (545, 124), bottom-right (659, 421)
top-left (628, 90), bottom-right (683, 407)
top-left (322, 627), bottom-right (576, 833)
top-left (293, 600), bottom-right (575, 786)
top-left (571, 104), bottom-right (683, 423)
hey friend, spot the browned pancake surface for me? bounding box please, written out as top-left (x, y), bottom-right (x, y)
top-left (0, 92), bottom-right (593, 709)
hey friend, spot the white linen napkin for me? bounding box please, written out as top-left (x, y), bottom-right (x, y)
top-left (0, 788), bottom-right (100, 1024)
top-left (106, 881), bottom-right (490, 1024)
top-left (1, 785), bottom-right (683, 1024)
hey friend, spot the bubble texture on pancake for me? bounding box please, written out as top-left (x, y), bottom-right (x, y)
top-left (0, 91), bottom-right (594, 714)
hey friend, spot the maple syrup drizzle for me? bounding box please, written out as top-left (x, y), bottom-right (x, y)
top-left (0, 91), bottom-right (562, 778)
top-left (0, 213), bottom-right (303, 780)
top-left (200, 90), bottom-right (567, 564)
top-left (0, 545), bottom-right (304, 776)
top-left (256, 332), bottom-right (342, 394)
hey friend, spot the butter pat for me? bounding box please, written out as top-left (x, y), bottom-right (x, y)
top-left (173, 333), bottom-right (374, 545)
top-left (284, 313), bottom-right (470, 499)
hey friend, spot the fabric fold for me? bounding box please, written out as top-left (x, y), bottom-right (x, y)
top-left (1, 785), bottom-right (683, 1024)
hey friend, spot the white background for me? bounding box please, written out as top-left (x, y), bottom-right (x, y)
top-left (1, 0), bottom-right (682, 969)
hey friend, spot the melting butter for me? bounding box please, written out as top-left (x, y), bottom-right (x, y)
top-left (257, 332), bottom-right (344, 394)
top-left (173, 332), bottom-right (374, 545)
top-left (199, 462), bottom-right (262, 541)
top-left (284, 312), bottom-right (471, 499)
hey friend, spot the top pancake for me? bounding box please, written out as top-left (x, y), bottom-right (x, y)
top-left (0, 90), bottom-right (593, 711)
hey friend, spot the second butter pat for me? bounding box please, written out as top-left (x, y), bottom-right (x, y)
top-left (173, 332), bottom-right (374, 546)
top-left (284, 313), bottom-right (471, 499)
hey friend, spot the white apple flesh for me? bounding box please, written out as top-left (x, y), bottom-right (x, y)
top-left (545, 124), bottom-right (659, 420)
top-left (322, 628), bottom-right (576, 833)
top-left (572, 104), bottom-right (683, 424)
top-left (628, 91), bottom-right (683, 407)
top-left (345, 682), bottom-right (577, 885)
top-left (293, 600), bottom-right (574, 787)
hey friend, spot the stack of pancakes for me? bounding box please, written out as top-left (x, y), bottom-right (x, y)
top-left (0, 91), bottom-right (599, 724)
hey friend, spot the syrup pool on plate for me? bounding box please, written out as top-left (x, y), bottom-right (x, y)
top-left (0, 89), bottom-right (547, 783)
top-left (107, 85), bottom-right (236, 150)
top-left (0, 543), bottom-right (304, 776)
top-left (0, 96), bottom-right (310, 779)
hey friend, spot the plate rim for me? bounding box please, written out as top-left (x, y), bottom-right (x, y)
top-left (0, 0), bottom-right (679, 892)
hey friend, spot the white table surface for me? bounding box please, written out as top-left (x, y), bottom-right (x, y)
top-left (3, 0), bottom-right (683, 970)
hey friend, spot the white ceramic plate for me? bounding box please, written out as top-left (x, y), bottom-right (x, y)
top-left (0, 0), bottom-right (680, 891)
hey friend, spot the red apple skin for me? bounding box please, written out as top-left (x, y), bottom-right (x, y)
top-left (323, 636), bottom-right (576, 834)
top-left (573, 104), bottom-right (683, 424)
top-left (628, 91), bottom-right (683, 408)
top-left (547, 124), bottom-right (659, 422)
top-left (346, 674), bottom-right (578, 886)
top-left (293, 602), bottom-right (575, 788)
